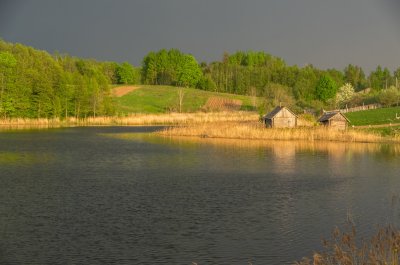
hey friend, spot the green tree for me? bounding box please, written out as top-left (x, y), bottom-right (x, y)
top-left (176, 55), bottom-right (202, 87)
top-left (263, 83), bottom-right (295, 109)
top-left (326, 69), bottom-right (344, 88)
top-left (141, 52), bottom-right (158, 84)
top-left (315, 75), bottom-right (338, 102)
top-left (344, 64), bottom-right (366, 91)
top-left (116, 62), bottom-right (136, 84)
top-left (197, 74), bottom-right (217, 91)
top-left (394, 68), bottom-right (400, 89)
top-left (142, 49), bottom-right (202, 88)
top-left (293, 66), bottom-right (318, 102)
top-left (0, 51), bottom-right (17, 117)
top-left (368, 66), bottom-right (391, 90)
top-left (378, 86), bottom-right (400, 107)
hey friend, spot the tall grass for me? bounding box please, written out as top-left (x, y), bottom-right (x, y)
top-left (0, 112), bottom-right (259, 128)
top-left (158, 121), bottom-right (394, 143)
top-left (295, 223), bottom-right (400, 265)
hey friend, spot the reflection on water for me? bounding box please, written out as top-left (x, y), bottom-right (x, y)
top-left (0, 151), bottom-right (53, 165)
top-left (1, 127), bottom-right (400, 265)
top-left (110, 132), bottom-right (400, 157)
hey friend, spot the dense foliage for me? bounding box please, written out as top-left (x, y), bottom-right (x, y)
top-left (315, 75), bottom-right (337, 102)
top-left (0, 39), bottom-right (140, 118)
top-left (141, 49), bottom-right (202, 87)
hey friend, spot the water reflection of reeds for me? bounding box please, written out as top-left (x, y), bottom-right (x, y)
top-left (106, 132), bottom-right (400, 157)
top-left (162, 136), bottom-right (399, 156)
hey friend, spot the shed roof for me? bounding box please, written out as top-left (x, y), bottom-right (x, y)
top-left (263, 106), bottom-right (297, 120)
top-left (318, 111), bottom-right (350, 122)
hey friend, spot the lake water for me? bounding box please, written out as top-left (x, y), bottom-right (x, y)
top-left (0, 126), bottom-right (399, 265)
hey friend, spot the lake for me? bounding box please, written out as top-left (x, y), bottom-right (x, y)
top-left (0, 126), bottom-right (399, 265)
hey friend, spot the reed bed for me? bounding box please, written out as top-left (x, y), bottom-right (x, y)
top-left (158, 122), bottom-right (396, 143)
top-left (82, 112), bottom-right (258, 125)
top-left (0, 112), bottom-right (259, 127)
top-left (296, 223), bottom-right (400, 265)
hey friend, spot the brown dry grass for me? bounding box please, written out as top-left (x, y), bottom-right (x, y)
top-left (296, 223), bottom-right (400, 265)
top-left (158, 121), bottom-right (397, 143)
top-left (112, 85), bottom-right (140, 97)
top-left (0, 112), bottom-right (259, 128)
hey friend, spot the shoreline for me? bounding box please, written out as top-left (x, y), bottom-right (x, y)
top-left (1, 113), bottom-right (399, 144)
top-left (0, 111), bottom-right (259, 127)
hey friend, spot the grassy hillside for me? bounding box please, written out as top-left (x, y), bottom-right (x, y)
top-left (345, 106), bottom-right (400, 126)
top-left (114, 85), bottom-right (257, 114)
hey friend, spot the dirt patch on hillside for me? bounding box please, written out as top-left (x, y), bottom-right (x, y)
top-left (113, 86), bottom-right (141, 97)
top-left (203, 97), bottom-right (242, 111)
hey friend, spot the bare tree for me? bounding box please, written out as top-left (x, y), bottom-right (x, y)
top-left (178, 88), bottom-right (185, 113)
top-left (249, 86), bottom-right (257, 109)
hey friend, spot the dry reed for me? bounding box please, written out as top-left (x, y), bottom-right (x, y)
top-left (158, 122), bottom-right (396, 143)
top-left (295, 223), bottom-right (400, 265)
top-left (0, 112), bottom-right (259, 128)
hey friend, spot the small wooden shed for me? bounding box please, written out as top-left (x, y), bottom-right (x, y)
top-left (318, 111), bottom-right (349, 130)
top-left (263, 106), bottom-right (297, 128)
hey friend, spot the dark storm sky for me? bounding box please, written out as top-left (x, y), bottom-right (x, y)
top-left (1, 0), bottom-right (399, 72)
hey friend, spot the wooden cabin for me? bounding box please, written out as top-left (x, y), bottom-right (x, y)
top-left (263, 106), bottom-right (297, 128)
top-left (318, 111), bottom-right (349, 130)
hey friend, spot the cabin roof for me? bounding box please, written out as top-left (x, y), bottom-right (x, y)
top-left (263, 106), bottom-right (297, 120)
top-left (317, 111), bottom-right (350, 122)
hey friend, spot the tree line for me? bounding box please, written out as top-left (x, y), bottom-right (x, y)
top-left (142, 49), bottom-right (400, 112)
top-left (1, 38), bottom-right (399, 118)
top-left (0, 39), bottom-right (140, 118)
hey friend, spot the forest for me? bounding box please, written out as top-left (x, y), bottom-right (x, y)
top-left (0, 39), bottom-right (139, 118)
top-left (1, 38), bottom-right (400, 118)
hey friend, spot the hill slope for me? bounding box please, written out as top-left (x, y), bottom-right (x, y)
top-left (113, 85), bottom-right (257, 114)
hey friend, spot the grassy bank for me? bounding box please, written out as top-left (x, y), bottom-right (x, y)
top-left (158, 122), bottom-right (398, 143)
top-left (345, 106), bottom-right (400, 126)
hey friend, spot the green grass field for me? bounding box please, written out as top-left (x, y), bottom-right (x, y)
top-left (345, 106), bottom-right (400, 126)
top-left (114, 85), bottom-right (257, 114)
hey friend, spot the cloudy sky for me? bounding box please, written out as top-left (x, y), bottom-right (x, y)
top-left (1, 0), bottom-right (399, 72)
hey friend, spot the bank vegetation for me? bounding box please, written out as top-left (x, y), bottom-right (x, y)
top-left (0, 111), bottom-right (259, 127)
top-left (158, 121), bottom-right (399, 143)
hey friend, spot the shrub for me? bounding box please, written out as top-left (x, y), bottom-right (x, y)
top-left (379, 86), bottom-right (400, 107)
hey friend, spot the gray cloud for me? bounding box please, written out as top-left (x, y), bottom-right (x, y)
top-left (0, 0), bottom-right (399, 73)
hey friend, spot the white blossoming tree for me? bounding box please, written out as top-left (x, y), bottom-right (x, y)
top-left (336, 83), bottom-right (355, 108)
